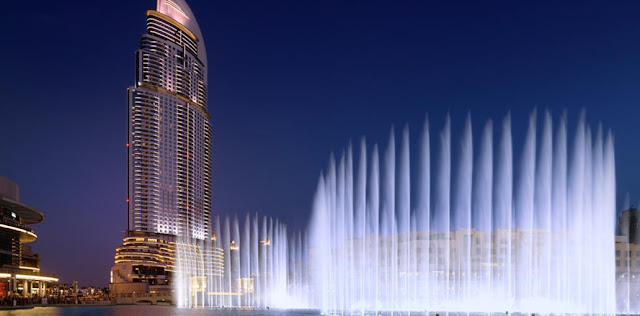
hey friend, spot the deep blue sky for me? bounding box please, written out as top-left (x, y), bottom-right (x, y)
top-left (1, 1), bottom-right (640, 287)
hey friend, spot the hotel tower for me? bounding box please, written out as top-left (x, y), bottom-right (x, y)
top-left (111, 0), bottom-right (221, 296)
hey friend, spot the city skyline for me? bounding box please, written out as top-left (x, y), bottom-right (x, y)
top-left (1, 0), bottom-right (640, 288)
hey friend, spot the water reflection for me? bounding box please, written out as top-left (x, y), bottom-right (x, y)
top-left (1, 306), bottom-right (321, 316)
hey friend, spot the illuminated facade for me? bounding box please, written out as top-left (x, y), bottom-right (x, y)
top-left (111, 0), bottom-right (218, 296)
top-left (111, 232), bottom-right (223, 295)
top-left (0, 176), bottom-right (58, 297)
top-left (127, 0), bottom-right (211, 239)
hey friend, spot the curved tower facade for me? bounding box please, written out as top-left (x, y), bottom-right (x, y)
top-left (128, 0), bottom-right (211, 240)
top-left (112, 0), bottom-right (217, 296)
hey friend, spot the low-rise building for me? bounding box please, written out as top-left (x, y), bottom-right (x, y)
top-left (110, 231), bottom-right (223, 297)
top-left (0, 176), bottom-right (58, 298)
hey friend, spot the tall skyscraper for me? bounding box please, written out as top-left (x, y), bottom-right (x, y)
top-left (111, 0), bottom-right (214, 295)
top-left (128, 0), bottom-right (212, 240)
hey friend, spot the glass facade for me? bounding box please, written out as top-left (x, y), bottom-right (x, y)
top-left (127, 5), bottom-right (211, 240)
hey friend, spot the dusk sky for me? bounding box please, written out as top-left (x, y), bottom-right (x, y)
top-left (1, 0), bottom-right (640, 287)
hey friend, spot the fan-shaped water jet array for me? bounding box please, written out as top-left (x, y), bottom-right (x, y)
top-left (174, 110), bottom-right (627, 315)
top-left (309, 110), bottom-right (617, 315)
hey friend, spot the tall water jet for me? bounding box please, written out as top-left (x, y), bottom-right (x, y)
top-left (453, 113), bottom-right (472, 303)
top-left (515, 110), bottom-right (535, 304)
top-left (472, 119), bottom-right (492, 296)
top-left (494, 113), bottom-right (513, 304)
top-left (417, 116), bottom-right (430, 306)
top-left (434, 115), bottom-right (451, 310)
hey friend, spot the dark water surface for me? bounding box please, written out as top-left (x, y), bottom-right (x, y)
top-left (0, 306), bottom-right (322, 316)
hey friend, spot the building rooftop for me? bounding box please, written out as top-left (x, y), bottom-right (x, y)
top-left (156, 0), bottom-right (207, 84)
top-left (0, 177), bottom-right (44, 225)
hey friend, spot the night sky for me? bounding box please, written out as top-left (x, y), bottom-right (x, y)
top-left (1, 0), bottom-right (640, 287)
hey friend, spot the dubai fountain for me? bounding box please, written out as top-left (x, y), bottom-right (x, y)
top-left (173, 110), bottom-right (627, 315)
top-left (308, 110), bottom-right (617, 315)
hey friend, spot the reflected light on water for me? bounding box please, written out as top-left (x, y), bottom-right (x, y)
top-left (1, 306), bottom-right (321, 316)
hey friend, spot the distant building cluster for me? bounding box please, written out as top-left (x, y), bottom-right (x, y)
top-left (45, 282), bottom-right (110, 305)
top-left (615, 207), bottom-right (640, 311)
